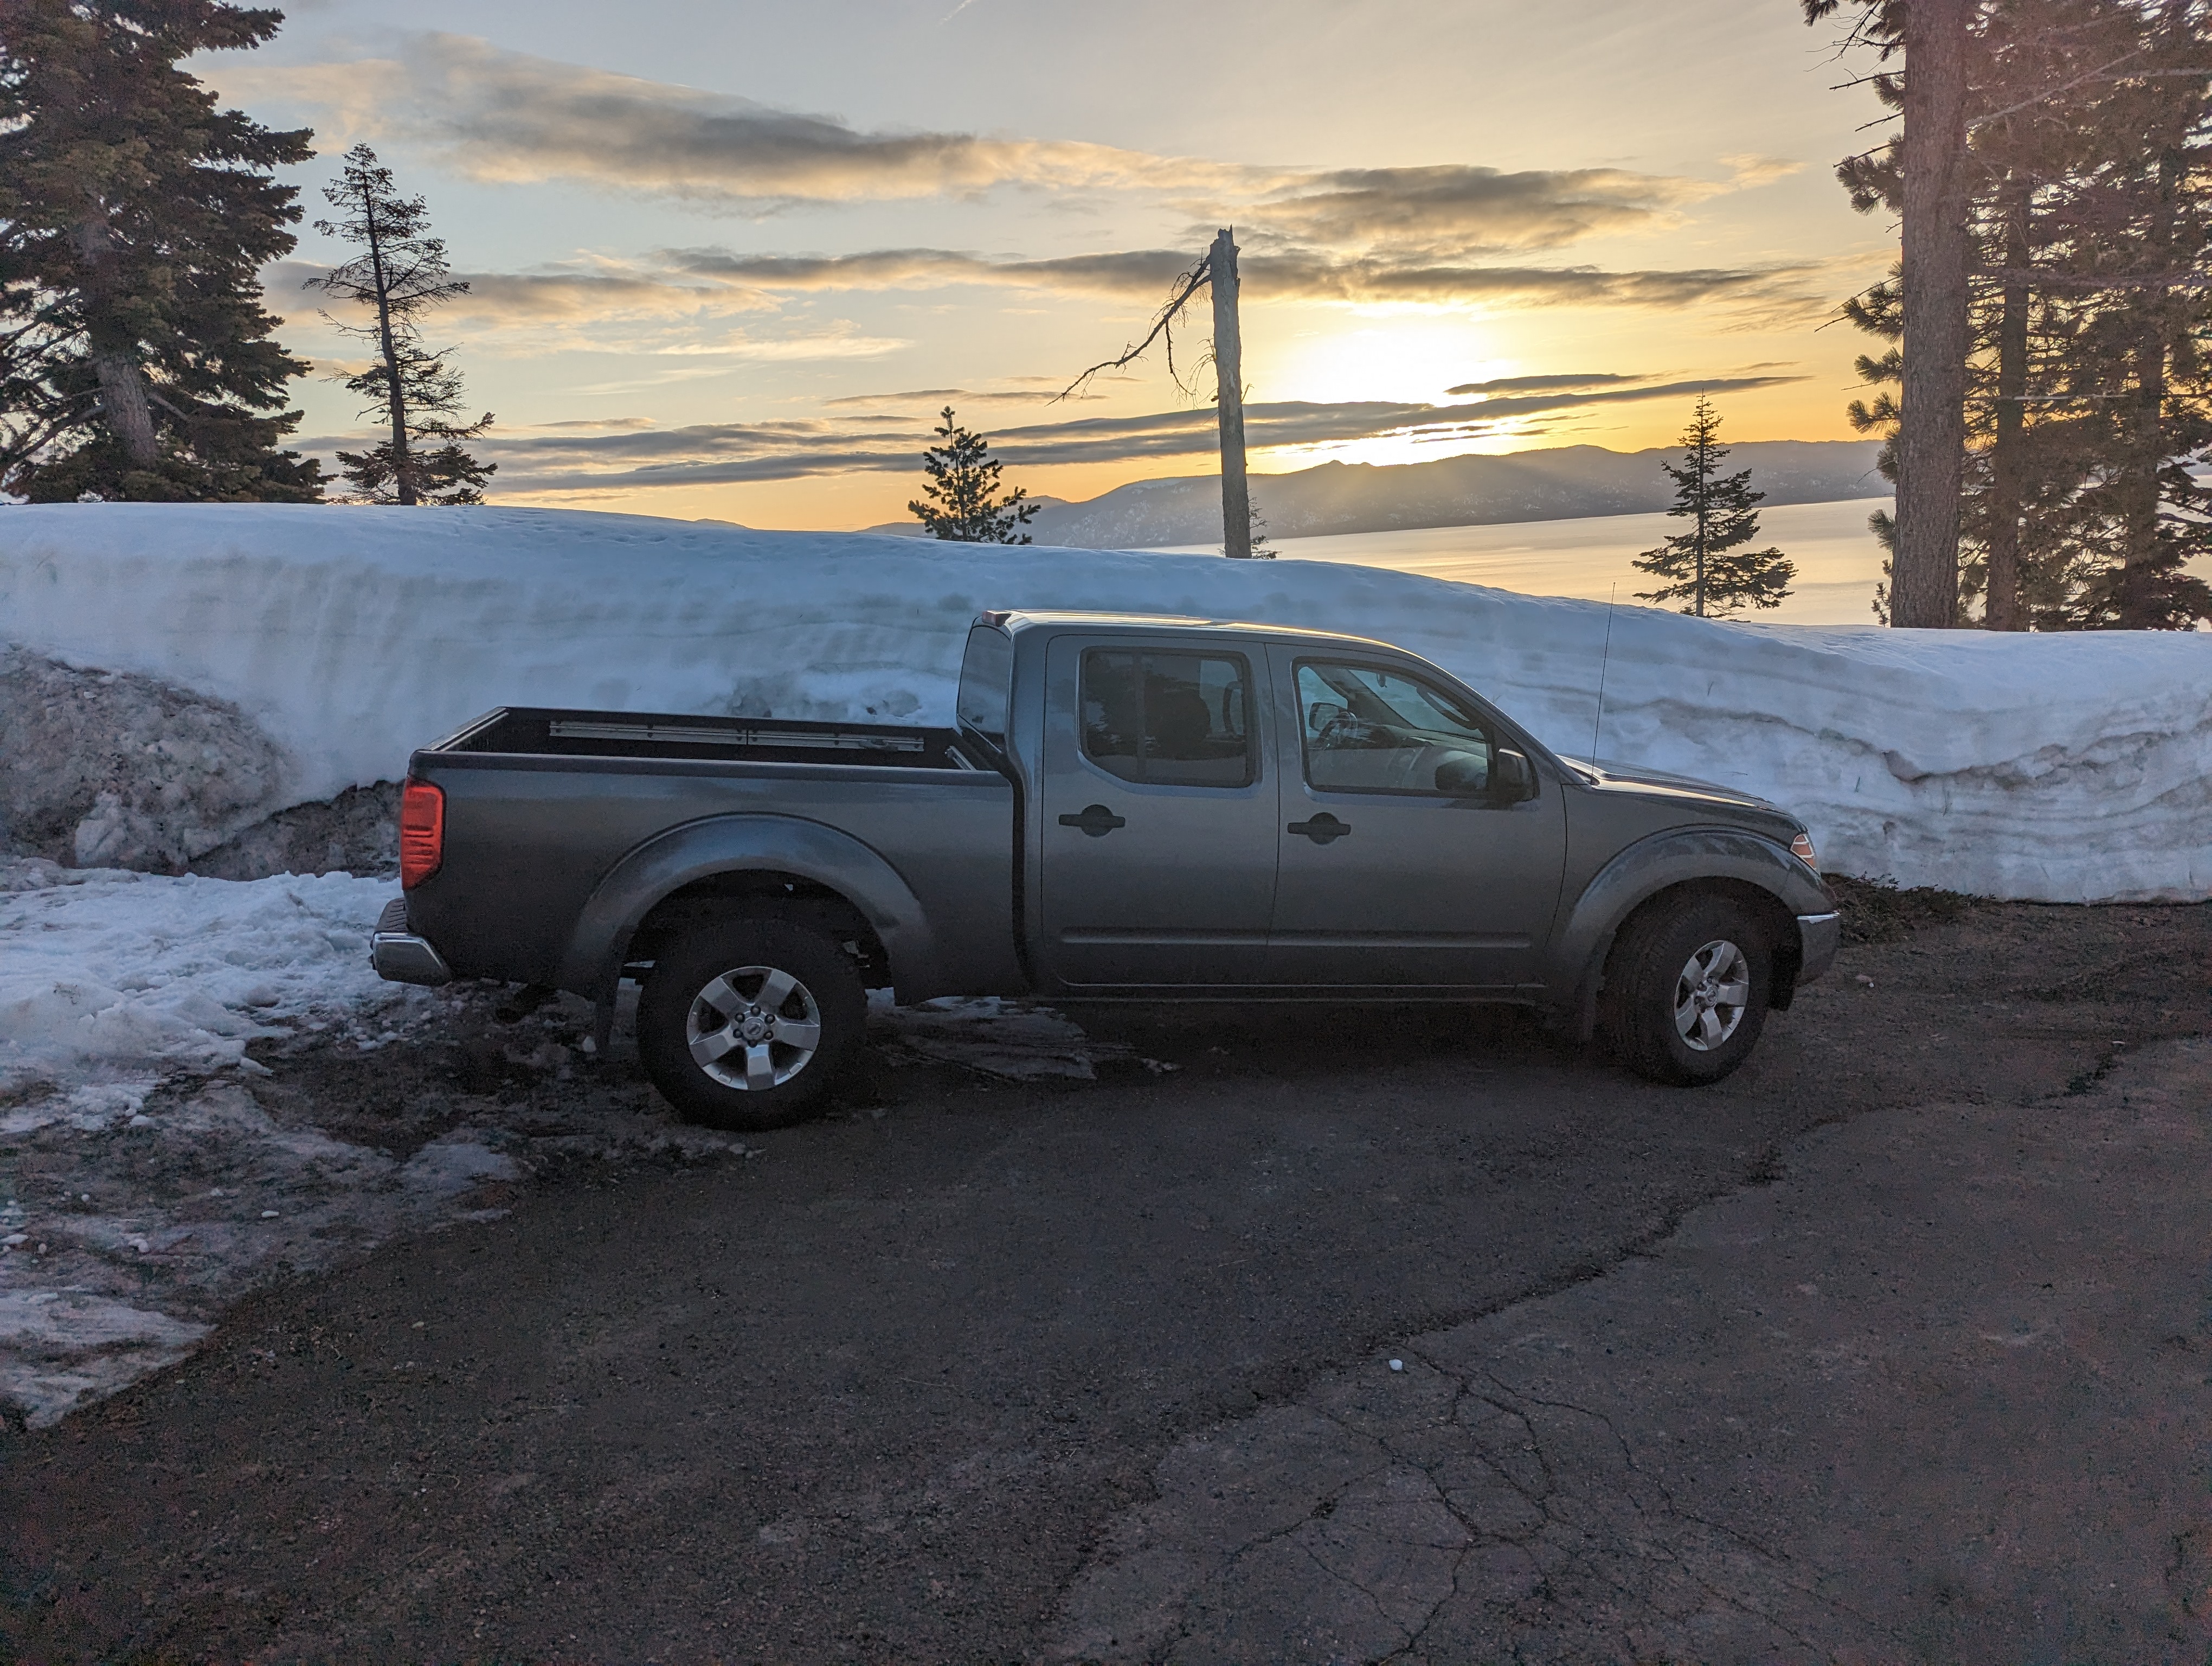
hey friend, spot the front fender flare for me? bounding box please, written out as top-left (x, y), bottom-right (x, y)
top-left (1548, 826), bottom-right (1831, 1040)
top-left (556, 814), bottom-right (937, 1001)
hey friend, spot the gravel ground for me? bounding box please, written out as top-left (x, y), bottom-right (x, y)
top-left (0, 889), bottom-right (2206, 1663)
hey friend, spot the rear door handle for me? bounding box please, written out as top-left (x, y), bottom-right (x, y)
top-left (1288, 814), bottom-right (1351, 845)
top-left (1059, 803), bottom-right (1127, 837)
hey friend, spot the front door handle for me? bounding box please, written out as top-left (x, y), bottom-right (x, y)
top-left (1288, 813), bottom-right (1352, 845)
top-left (1059, 803), bottom-right (1127, 837)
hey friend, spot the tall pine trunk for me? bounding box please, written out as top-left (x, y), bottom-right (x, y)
top-left (1693, 427), bottom-right (1711, 617)
top-left (69, 216), bottom-right (158, 469)
top-left (363, 195), bottom-right (416, 507)
top-left (1985, 175), bottom-right (2030, 631)
top-left (2115, 143), bottom-right (2184, 628)
top-left (1895, 0), bottom-right (1973, 628)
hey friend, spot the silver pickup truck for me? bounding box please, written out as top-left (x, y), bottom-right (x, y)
top-left (372, 611), bottom-right (1838, 1127)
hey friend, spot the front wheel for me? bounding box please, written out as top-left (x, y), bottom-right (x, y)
top-left (637, 916), bottom-right (866, 1130)
top-left (1600, 894), bottom-right (1773, 1086)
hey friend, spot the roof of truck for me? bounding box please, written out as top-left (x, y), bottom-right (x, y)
top-left (975, 610), bottom-right (1405, 653)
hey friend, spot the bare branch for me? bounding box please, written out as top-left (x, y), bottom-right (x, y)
top-left (1054, 252), bottom-right (1212, 402)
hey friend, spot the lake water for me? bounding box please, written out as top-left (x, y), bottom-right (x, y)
top-left (1147, 496), bottom-right (1896, 626)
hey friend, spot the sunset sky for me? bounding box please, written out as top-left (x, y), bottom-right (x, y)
top-left (204, 0), bottom-right (1896, 529)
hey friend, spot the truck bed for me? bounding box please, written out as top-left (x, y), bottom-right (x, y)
top-left (404, 705), bottom-right (1020, 999)
top-left (443, 707), bottom-right (980, 771)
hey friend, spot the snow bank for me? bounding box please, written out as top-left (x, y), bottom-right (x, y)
top-left (0, 861), bottom-right (420, 1102)
top-left (3, 503), bottom-right (2208, 901)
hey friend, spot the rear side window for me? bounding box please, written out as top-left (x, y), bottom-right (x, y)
top-left (1082, 649), bottom-right (1254, 787)
top-left (956, 625), bottom-right (1014, 749)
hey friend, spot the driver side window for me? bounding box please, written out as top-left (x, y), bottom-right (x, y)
top-left (1296, 660), bottom-right (1497, 797)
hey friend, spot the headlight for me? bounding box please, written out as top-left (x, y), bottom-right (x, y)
top-left (1789, 831), bottom-right (1818, 874)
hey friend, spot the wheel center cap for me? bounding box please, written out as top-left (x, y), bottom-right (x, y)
top-left (739, 1011), bottom-right (770, 1043)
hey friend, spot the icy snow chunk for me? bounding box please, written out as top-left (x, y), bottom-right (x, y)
top-left (0, 1291), bottom-right (213, 1427)
top-left (0, 868), bottom-right (406, 1095)
top-left (401, 1138), bottom-right (521, 1196)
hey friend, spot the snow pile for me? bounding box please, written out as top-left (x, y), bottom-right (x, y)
top-left (0, 644), bottom-right (289, 871)
top-left (0, 861), bottom-right (420, 1104)
top-left (3, 503), bottom-right (2208, 901)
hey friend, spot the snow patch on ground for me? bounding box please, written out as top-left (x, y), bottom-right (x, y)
top-left (3, 503), bottom-right (2206, 900)
top-left (0, 860), bottom-right (422, 1100)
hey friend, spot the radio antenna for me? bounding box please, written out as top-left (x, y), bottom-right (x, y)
top-left (1589, 585), bottom-right (1617, 761)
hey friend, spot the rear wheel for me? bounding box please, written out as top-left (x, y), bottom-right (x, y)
top-left (1600, 893), bottom-right (1772, 1086)
top-left (637, 916), bottom-right (866, 1130)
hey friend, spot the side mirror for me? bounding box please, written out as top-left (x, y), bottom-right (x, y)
top-left (1490, 748), bottom-right (1535, 805)
top-left (1433, 751), bottom-right (1488, 796)
top-left (1307, 700), bottom-right (1347, 734)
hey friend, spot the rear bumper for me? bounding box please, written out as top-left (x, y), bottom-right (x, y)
top-left (370, 895), bottom-right (453, 987)
top-left (1796, 910), bottom-right (1842, 985)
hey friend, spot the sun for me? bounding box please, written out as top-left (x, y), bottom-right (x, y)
top-left (1257, 316), bottom-right (1509, 408)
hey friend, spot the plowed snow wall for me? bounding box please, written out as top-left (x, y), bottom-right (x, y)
top-left (3, 504), bottom-right (2207, 901)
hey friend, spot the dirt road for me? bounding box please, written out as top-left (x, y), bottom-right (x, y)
top-left (3, 893), bottom-right (2208, 1664)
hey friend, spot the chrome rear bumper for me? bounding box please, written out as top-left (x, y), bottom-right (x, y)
top-left (370, 895), bottom-right (452, 987)
top-left (1796, 910), bottom-right (1842, 985)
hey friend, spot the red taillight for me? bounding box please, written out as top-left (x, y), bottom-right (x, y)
top-left (400, 779), bottom-right (445, 890)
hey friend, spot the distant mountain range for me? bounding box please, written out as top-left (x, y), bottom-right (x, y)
top-left (865, 439), bottom-right (1889, 549)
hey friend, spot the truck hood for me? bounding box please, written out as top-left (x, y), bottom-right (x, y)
top-left (1555, 756), bottom-right (1783, 817)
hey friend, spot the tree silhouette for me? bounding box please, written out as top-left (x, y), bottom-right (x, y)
top-left (0, 0), bottom-right (323, 502)
top-left (1634, 399), bottom-right (1795, 617)
top-left (307, 145), bottom-right (493, 505)
top-left (908, 407), bottom-right (1037, 542)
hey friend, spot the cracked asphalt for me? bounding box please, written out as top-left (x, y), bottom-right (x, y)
top-left (2, 893), bottom-right (2209, 1664)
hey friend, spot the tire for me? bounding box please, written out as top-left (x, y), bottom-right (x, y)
top-left (637, 915), bottom-right (866, 1131)
top-left (1600, 893), bottom-right (1773, 1086)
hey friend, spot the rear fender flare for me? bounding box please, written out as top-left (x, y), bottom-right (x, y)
top-left (556, 814), bottom-right (936, 1001)
top-left (1549, 826), bottom-right (1829, 1040)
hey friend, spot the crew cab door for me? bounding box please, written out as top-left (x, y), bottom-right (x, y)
top-left (1036, 634), bottom-right (1277, 987)
top-left (1265, 646), bottom-right (1566, 989)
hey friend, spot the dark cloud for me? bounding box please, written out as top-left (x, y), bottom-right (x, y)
top-left (659, 245), bottom-right (1824, 316)
top-left (1240, 166), bottom-right (1716, 257)
top-left (233, 35), bottom-right (1245, 207)
top-left (235, 36), bottom-right (1740, 260)
top-left (310, 373), bottom-right (1804, 495)
top-left (1446, 373), bottom-right (1645, 396)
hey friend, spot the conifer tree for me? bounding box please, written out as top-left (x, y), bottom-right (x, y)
top-left (1817, 0), bottom-right (2212, 632)
top-left (0, 1), bottom-right (323, 502)
top-left (306, 145), bottom-right (493, 505)
top-left (1226, 501), bottom-right (1275, 559)
top-left (908, 407), bottom-right (1037, 542)
top-left (1633, 399), bottom-right (1795, 617)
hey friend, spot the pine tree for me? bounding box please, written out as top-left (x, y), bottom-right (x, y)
top-left (907, 407), bottom-right (1037, 542)
top-left (1633, 399), bottom-right (1795, 617)
top-left (306, 145), bottom-right (493, 505)
top-left (2033, 0), bottom-right (2212, 629)
top-left (1821, 0), bottom-right (2212, 632)
top-left (0, 1), bottom-right (323, 502)
top-left (1225, 500), bottom-right (1275, 559)
top-left (1805, 0), bottom-right (1975, 626)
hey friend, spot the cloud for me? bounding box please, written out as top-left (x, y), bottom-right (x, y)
top-left (1720, 154), bottom-right (1807, 189)
top-left (265, 255), bottom-right (904, 360)
top-left (310, 373), bottom-right (1804, 495)
top-left (1237, 166), bottom-right (1721, 258)
top-left (226, 35), bottom-right (1756, 260)
top-left (1446, 373), bottom-right (1644, 396)
top-left (658, 244), bottom-right (1827, 316)
top-left (223, 34), bottom-right (1249, 208)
